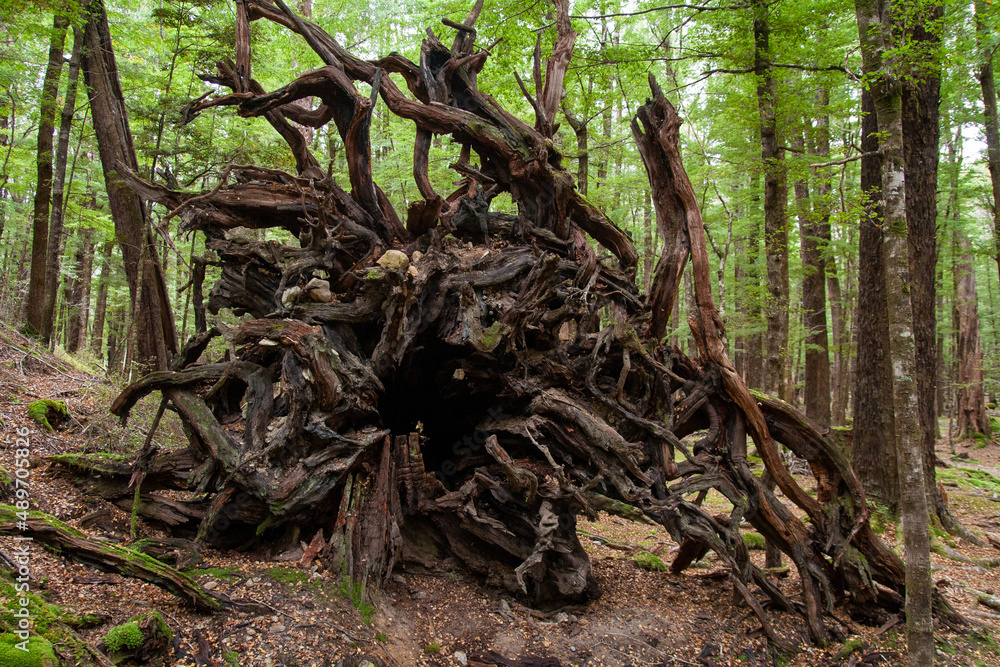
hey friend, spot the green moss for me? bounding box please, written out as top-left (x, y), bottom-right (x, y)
top-left (26, 400), bottom-right (67, 432)
top-left (223, 650), bottom-right (241, 667)
top-left (267, 567), bottom-right (310, 585)
top-left (632, 550), bottom-right (668, 571)
top-left (375, 632), bottom-right (388, 642)
top-left (838, 638), bottom-right (864, 659)
top-left (0, 634), bottom-right (57, 667)
top-left (424, 642), bottom-right (442, 654)
top-left (189, 566), bottom-right (240, 580)
top-left (104, 622), bottom-right (144, 653)
top-left (338, 577), bottom-right (376, 624)
top-left (743, 532), bottom-right (766, 550)
top-left (973, 431), bottom-right (989, 449)
top-left (476, 321), bottom-right (506, 351)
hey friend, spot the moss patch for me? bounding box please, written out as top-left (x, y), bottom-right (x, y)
top-left (103, 621), bottom-right (144, 653)
top-left (26, 400), bottom-right (68, 432)
top-left (267, 567), bottom-right (311, 585)
top-left (0, 634), bottom-right (57, 667)
top-left (743, 532), bottom-right (766, 550)
top-left (632, 551), bottom-right (668, 571)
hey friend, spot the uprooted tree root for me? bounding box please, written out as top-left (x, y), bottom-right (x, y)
top-left (53, 0), bottom-right (969, 649)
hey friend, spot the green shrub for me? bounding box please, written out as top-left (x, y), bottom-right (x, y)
top-left (424, 642), bottom-right (442, 654)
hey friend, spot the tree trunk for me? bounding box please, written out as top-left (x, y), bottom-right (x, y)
top-left (751, 0), bottom-right (789, 402)
top-left (69, 227), bottom-right (95, 353)
top-left (954, 228), bottom-right (989, 440)
top-left (975, 0), bottom-right (1000, 286)
top-left (90, 241), bottom-right (113, 359)
top-left (25, 15), bottom-right (68, 333)
top-left (793, 127), bottom-right (831, 428)
top-left (902, 0), bottom-right (943, 519)
top-left (81, 0), bottom-right (177, 370)
top-left (41, 27), bottom-right (83, 345)
top-left (855, 1), bottom-right (934, 664)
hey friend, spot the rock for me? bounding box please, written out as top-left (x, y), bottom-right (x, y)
top-left (202, 580), bottom-right (218, 591)
top-left (411, 590), bottom-right (428, 600)
top-left (246, 627), bottom-right (256, 636)
top-left (305, 278), bottom-right (333, 303)
top-left (554, 612), bottom-right (569, 623)
top-left (453, 651), bottom-right (468, 666)
top-left (392, 574), bottom-right (407, 585)
top-left (359, 662), bottom-right (375, 667)
top-left (224, 227), bottom-right (257, 244)
top-left (407, 265), bottom-right (419, 278)
top-left (498, 599), bottom-right (511, 615)
top-left (269, 624), bottom-right (286, 634)
top-left (281, 286), bottom-right (303, 308)
top-left (377, 249), bottom-right (409, 270)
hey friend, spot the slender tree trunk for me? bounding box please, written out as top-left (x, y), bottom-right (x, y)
top-left (744, 191), bottom-right (764, 391)
top-left (41, 27), bottom-right (83, 344)
top-left (751, 0), bottom-right (790, 402)
top-left (643, 191), bottom-right (653, 293)
top-left (25, 15), bottom-right (68, 332)
top-left (975, 0), bottom-right (1000, 286)
top-left (902, 0), bottom-right (943, 517)
top-left (562, 104), bottom-right (589, 196)
top-left (855, 2), bottom-right (933, 664)
top-left (794, 127), bottom-right (831, 428)
top-left (81, 0), bottom-right (177, 370)
top-left (72, 227), bottom-right (95, 353)
top-left (90, 241), bottom-right (113, 359)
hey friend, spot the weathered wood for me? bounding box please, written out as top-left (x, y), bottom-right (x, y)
top-left (0, 505), bottom-right (224, 610)
top-left (88, 0), bottom-right (963, 646)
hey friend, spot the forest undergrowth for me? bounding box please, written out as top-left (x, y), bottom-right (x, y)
top-left (0, 326), bottom-right (998, 667)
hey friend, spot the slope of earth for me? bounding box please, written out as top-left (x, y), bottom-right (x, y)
top-left (0, 324), bottom-right (998, 667)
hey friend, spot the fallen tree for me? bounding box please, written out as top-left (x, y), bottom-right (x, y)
top-left (57, 0), bottom-right (966, 647)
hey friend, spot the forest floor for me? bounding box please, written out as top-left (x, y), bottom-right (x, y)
top-left (0, 326), bottom-right (999, 667)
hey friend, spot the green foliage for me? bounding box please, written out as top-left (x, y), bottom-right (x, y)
top-left (26, 400), bottom-right (66, 432)
top-left (0, 634), bottom-right (57, 667)
top-left (632, 550), bottom-right (668, 571)
top-left (223, 650), bottom-right (241, 667)
top-left (423, 642), bottom-right (442, 654)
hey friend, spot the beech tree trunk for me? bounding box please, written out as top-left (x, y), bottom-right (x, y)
top-left (793, 126), bottom-right (831, 429)
top-left (41, 27), bottom-right (83, 345)
top-left (751, 0), bottom-right (789, 402)
top-left (954, 228), bottom-right (990, 440)
top-left (25, 15), bottom-right (68, 333)
top-left (90, 241), bottom-right (113, 359)
top-left (81, 0), bottom-right (177, 369)
top-left (975, 0), bottom-right (1000, 285)
top-left (902, 0), bottom-right (943, 519)
top-left (855, 1), bottom-right (934, 664)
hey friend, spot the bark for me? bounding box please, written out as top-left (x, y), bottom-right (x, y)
top-left (953, 228), bottom-right (990, 440)
top-left (855, 1), bottom-right (934, 664)
top-left (90, 241), bottom-right (113, 359)
top-left (67, 227), bottom-right (95, 353)
top-left (901, 0), bottom-right (943, 518)
top-left (81, 0), bottom-right (177, 370)
top-left (793, 127), bottom-right (831, 428)
top-left (561, 102), bottom-right (588, 196)
top-left (40, 28), bottom-right (83, 344)
top-left (852, 94), bottom-right (899, 508)
top-left (975, 0), bottom-right (1000, 286)
top-left (751, 0), bottom-right (789, 402)
top-left (25, 15), bottom-right (68, 333)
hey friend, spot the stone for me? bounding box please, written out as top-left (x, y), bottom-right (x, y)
top-left (281, 286), bottom-right (303, 308)
top-left (453, 651), bottom-right (468, 666)
top-left (377, 249), bottom-right (409, 270)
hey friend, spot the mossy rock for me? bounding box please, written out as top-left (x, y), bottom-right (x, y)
top-left (743, 532), bottom-right (766, 550)
top-left (0, 634), bottom-right (57, 667)
top-left (27, 400), bottom-right (68, 433)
